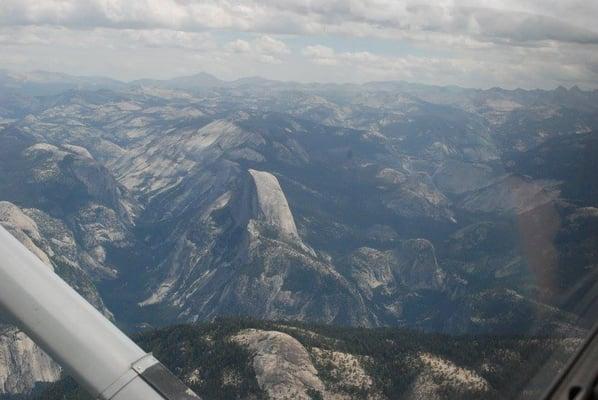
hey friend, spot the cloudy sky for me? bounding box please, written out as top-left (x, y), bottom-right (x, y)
top-left (1, 0), bottom-right (598, 89)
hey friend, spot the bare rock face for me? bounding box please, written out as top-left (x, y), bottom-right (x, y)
top-left (460, 175), bottom-right (560, 215)
top-left (142, 169), bottom-right (372, 326)
top-left (349, 239), bottom-right (446, 296)
top-left (0, 202), bottom-right (41, 240)
top-left (244, 169), bottom-right (316, 257)
top-left (234, 329), bottom-right (384, 400)
top-left (383, 173), bottom-right (455, 222)
top-left (0, 201), bottom-right (52, 267)
top-left (233, 329), bottom-right (326, 400)
top-left (248, 169), bottom-right (300, 241)
top-left (346, 239), bottom-right (449, 327)
top-left (348, 247), bottom-right (396, 299)
top-left (113, 118), bottom-right (264, 197)
top-left (0, 201), bottom-right (113, 396)
top-left (396, 239), bottom-right (446, 291)
top-left (0, 326), bottom-right (61, 396)
top-left (0, 202), bottom-right (115, 311)
top-left (22, 142), bottom-right (136, 222)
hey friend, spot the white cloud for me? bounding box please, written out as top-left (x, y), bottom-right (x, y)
top-left (301, 42), bottom-right (598, 88)
top-left (2, 0), bottom-right (598, 45)
top-left (0, 0), bottom-right (597, 88)
top-left (302, 45), bottom-right (338, 65)
top-left (254, 35), bottom-right (290, 55)
top-left (226, 39), bottom-right (251, 53)
top-left (123, 29), bottom-right (216, 50)
top-left (0, 25), bottom-right (217, 51)
top-left (256, 54), bottom-right (282, 64)
top-left (0, 26), bottom-right (51, 46)
top-left (224, 35), bottom-right (290, 63)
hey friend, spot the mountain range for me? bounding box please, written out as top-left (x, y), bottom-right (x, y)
top-left (0, 71), bottom-right (597, 398)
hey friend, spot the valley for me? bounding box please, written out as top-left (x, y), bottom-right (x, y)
top-left (0, 71), bottom-right (597, 398)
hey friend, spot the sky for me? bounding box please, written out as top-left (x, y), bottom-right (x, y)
top-left (1, 0), bottom-right (598, 89)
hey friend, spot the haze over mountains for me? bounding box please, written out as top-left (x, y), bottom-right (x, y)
top-left (0, 70), bottom-right (597, 398)
top-left (3, 68), bottom-right (597, 96)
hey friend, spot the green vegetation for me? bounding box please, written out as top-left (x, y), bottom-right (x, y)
top-left (34, 317), bottom-right (578, 400)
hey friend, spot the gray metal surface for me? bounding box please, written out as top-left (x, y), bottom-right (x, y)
top-left (542, 322), bottom-right (598, 400)
top-left (139, 361), bottom-right (201, 399)
top-left (0, 225), bottom-right (198, 399)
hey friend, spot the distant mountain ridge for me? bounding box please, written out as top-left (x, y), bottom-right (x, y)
top-left (2, 68), bottom-right (597, 95)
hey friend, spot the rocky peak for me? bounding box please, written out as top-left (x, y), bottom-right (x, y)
top-left (349, 239), bottom-right (446, 295)
top-left (248, 169), bottom-right (300, 241)
top-left (233, 329), bottom-right (326, 400)
top-left (17, 142), bottom-right (137, 223)
top-left (0, 326), bottom-right (61, 397)
top-left (395, 239), bottom-right (446, 291)
top-left (0, 201), bottom-right (51, 267)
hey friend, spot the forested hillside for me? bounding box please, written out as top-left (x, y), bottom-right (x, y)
top-left (33, 318), bottom-right (579, 400)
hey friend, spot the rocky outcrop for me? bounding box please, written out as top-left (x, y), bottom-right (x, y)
top-left (0, 134), bottom-right (137, 280)
top-left (396, 239), bottom-right (446, 291)
top-left (233, 329), bottom-right (326, 400)
top-left (0, 326), bottom-right (61, 396)
top-left (349, 239), bottom-right (446, 296)
top-left (233, 328), bottom-right (383, 400)
top-left (141, 169), bottom-right (371, 326)
top-left (248, 169), bottom-right (300, 241)
top-left (346, 239), bottom-right (449, 328)
top-left (383, 173), bottom-right (455, 222)
top-left (233, 327), bottom-right (491, 400)
top-left (0, 201), bottom-right (52, 267)
top-left (459, 175), bottom-right (560, 215)
top-left (22, 142), bottom-right (137, 223)
top-left (0, 201), bottom-right (114, 396)
top-left (113, 118), bottom-right (264, 197)
top-left (0, 202), bottom-right (116, 308)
